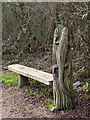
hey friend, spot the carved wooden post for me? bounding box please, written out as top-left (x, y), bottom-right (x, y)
top-left (52, 24), bottom-right (74, 110)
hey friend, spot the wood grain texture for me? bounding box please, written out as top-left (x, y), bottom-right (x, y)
top-left (52, 24), bottom-right (74, 110)
top-left (8, 64), bottom-right (53, 85)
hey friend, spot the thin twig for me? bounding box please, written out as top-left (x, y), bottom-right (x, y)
top-left (37, 3), bottom-right (50, 17)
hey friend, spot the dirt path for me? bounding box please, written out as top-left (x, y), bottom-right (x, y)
top-left (2, 84), bottom-right (54, 118)
top-left (2, 83), bottom-right (89, 119)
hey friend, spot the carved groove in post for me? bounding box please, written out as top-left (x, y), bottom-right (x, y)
top-left (52, 25), bottom-right (74, 110)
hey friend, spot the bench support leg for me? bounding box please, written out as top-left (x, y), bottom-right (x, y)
top-left (19, 75), bottom-right (30, 88)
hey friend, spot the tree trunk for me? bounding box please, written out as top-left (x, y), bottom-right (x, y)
top-left (52, 24), bottom-right (74, 110)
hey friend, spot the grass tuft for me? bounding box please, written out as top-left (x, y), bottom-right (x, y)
top-left (0, 73), bottom-right (19, 86)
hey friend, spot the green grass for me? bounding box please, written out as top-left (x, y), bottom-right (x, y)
top-left (25, 87), bottom-right (45, 98)
top-left (32, 80), bottom-right (38, 84)
top-left (44, 98), bottom-right (54, 108)
top-left (24, 80), bottom-right (53, 99)
top-left (25, 88), bottom-right (35, 96)
top-left (36, 92), bottom-right (44, 98)
top-left (78, 81), bottom-right (89, 93)
top-left (25, 87), bottom-right (43, 98)
top-left (27, 62), bottom-right (32, 66)
top-left (77, 78), bottom-right (89, 99)
top-left (0, 73), bottom-right (19, 86)
top-left (34, 62), bottom-right (38, 65)
top-left (1, 73), bottom-right (54, 109)
top-left (38, 66), bottom-right (42, 70)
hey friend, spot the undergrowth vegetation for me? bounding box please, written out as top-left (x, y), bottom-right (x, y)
top-left (1, 73), bottom-right (54, 107)
top-left (77, 78), bottom-right (90, 99)
top-left (24, 83), bottom-right (54, 108)
top-left (0, 73), bottom-right (18, 86)
top-left (1, 71), bottom-right (89, 109)
top-left (24, 78), bottom-right (53, 99)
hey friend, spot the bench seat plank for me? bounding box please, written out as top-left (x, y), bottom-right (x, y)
top-left (8, 64), bottom-right (53, 85)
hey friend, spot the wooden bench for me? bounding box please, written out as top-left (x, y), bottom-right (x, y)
top-left (8, 64), bottom-right (53, 88)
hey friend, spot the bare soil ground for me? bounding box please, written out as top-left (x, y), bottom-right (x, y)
top-left (1, 46), bottom-right (90, 119)
top-left (1, 83), bottom-right (89, 119)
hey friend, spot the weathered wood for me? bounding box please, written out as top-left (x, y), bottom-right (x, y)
top-left (19, 75), bottom-right (30, 88)
top-left (52, 24), bottom-right (74, 110)
top-left (8, 64), bottom-right (53, 85)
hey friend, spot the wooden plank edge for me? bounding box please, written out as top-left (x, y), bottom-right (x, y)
top-left (8, 66), bottom-right (52, 85)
